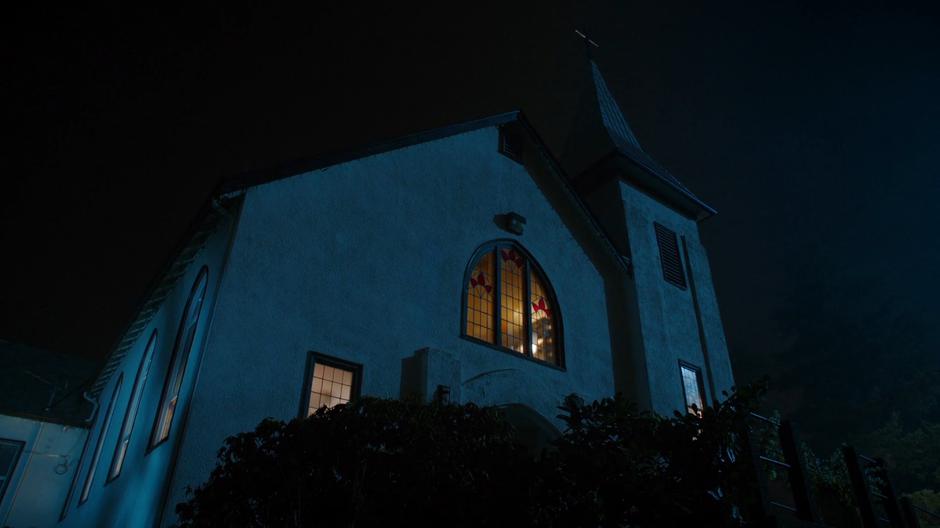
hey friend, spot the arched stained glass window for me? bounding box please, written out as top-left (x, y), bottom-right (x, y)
top-left (463, 242), bottom-right (563, 367)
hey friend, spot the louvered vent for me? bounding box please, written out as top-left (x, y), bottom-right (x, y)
top-left (498, 126), bottom-right (524, 163)
top-left (654, 223), bottom-right (687, 289)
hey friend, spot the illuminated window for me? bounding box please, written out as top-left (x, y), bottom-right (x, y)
top-left (463, 241), bottom-right (563, 367)
top-left (0, 439), bottom-right (24, 504)
top-left (680, 362), bottom-right (706, 416)
top-left (151, 266), bottom-right (209, 448)
top-left (80, 373), bottom-right (124, 504)
top-left (108, 330), bottom-right (158, 481)
top-left (303, 354), bottom-right (361, 416)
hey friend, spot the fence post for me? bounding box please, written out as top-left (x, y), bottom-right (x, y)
top-left (842, 445), bottom-right (878, 528)
top-left (740, 420), bottom-right (772, 522)
top-left (900, 496), bottom-right (922, 528)
top-left (779, 420), bottom-right (819, 522)
top-left (874, 457), bottom-right (908, 528)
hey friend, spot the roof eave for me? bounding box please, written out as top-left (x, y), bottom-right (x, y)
top-left (611, 151), bottom-right (717, 222)
top-left (220, 111), bottom-right (523, 196)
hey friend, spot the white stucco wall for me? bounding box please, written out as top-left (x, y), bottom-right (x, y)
top-left (618, 180), bottom-right (735, 415)
top-left (58, 213), bottom-right (237, 528)
top-left (167, 125), bottom-right (619, 524)
top-left (0, 415), bottom-right (86, 528)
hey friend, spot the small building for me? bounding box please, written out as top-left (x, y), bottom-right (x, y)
top-left (0, 341), bottom-right (95, 528)
top-left (20, 59), bottom-right (735, 527)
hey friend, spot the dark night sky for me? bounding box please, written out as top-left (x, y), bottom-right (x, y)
top-left (3, 3), bottom-right (939, 451)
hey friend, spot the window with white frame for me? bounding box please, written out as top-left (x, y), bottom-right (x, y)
top-left (679, 362), bottom-right (706, 416)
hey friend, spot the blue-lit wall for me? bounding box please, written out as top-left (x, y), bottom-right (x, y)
top-left (583, 176), bottom-right (735, 416)
top-left (49, 122), bottom-right (735, 527)
top-left (58, 212), bottom-right (237, 528)
top-left (0, 415), bottom-right (86, 527)
top-left (165, 125), bottom-right (623, 523)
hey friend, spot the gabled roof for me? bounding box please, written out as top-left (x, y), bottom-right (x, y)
top-left (563, 60), bottom-right (716, 221)
top-left (86, 111), bottom-right (631, 398)
top-left (0, 340), bottom-right (97, 427)
top-left (219, 112), bottom-right (523, 195)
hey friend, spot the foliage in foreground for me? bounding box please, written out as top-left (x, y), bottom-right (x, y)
top-left (175, 385), bottom-right (765, 527)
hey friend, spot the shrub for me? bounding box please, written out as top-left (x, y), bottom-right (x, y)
top-left (177, 384), bottom-right (766, 528)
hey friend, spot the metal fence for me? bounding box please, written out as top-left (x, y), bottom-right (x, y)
top-left (741, 414), bottom-right (939, 528)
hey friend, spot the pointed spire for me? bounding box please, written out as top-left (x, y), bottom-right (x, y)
top-left (589, 60), bottom-right (643, 151)
top-left (561, 41), bottom-right (716, 220)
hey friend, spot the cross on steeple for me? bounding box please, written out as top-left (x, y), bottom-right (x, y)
top-left (575, 29), bottom-right (599, 58)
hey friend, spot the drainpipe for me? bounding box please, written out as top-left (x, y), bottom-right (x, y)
top-left (82, 391), bottom-right (99, 423)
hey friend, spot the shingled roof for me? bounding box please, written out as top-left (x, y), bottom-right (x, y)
top-left (563, 59), bottom-right (715, 220)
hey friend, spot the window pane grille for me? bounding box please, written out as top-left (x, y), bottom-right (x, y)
top-left (307, 363), bottom-right (355, 415)
top-left (529, 272), bottom-right (556, 363)
top-left (466, 251), bottom-right (495, 342)
top-left (499, 248), bottom-right (525, 353)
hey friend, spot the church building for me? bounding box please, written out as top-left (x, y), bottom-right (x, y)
top-left (7, 57), bottom-right (735, 527)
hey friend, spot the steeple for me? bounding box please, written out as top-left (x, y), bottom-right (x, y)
top-left (589, 59), bottom-right (643, 151)
top-left (562, 47), bottom-right (716, 220)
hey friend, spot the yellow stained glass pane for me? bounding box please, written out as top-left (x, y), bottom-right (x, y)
top-left (500, 248), bottom-right (525, 353)
top-left (466, 251), bottom-right (495, 343)
top-left (529, 271), bottom-right (556, 363)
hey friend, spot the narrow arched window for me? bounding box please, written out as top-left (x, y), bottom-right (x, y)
top-left (463, 241), bottom-right (562, 366)
top-left (80, 373), bottom-right (124, 504)
top-left (150, 266), bottom-right (209, 449)
top-left (108, 329), bottom-right (157, 480)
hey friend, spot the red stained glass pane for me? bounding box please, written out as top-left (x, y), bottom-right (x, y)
top-left (466, 251), bottom-right (495, 343)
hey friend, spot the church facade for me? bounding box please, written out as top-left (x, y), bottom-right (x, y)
top-left (43, 61), bottom-right (735, 527)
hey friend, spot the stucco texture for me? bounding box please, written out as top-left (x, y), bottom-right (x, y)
top-left (169, 126), bottom-right (618, 518)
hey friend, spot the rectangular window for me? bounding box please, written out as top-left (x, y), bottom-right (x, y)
top-left (679, 362), bottom-right (706, 416)
top-left (0, 439), bottom-right (25, 504)
top-left (302, 354), bottom-right (362, 417)
top-left (654, 223), bottom-right (687, 289)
